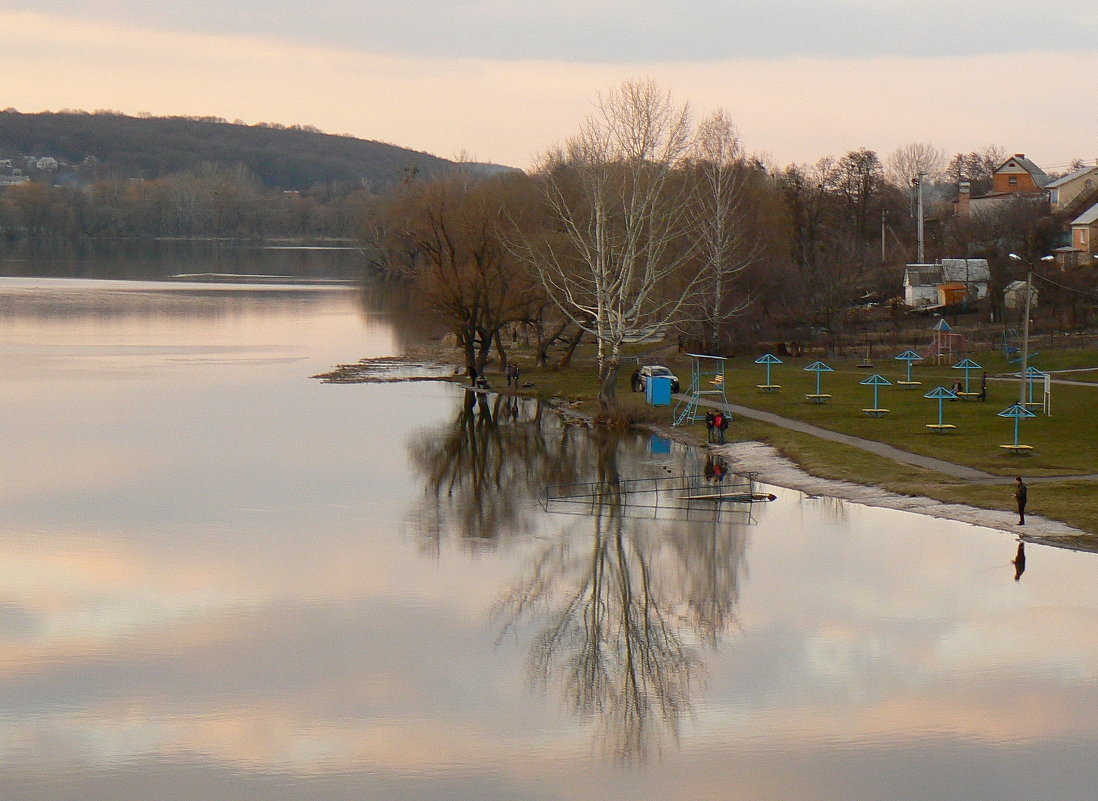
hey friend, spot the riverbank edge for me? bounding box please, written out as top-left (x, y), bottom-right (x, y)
top-left (495, 388), bottom-right (1090, 549)
top-left (315, 353), bottom-right (1092, 550)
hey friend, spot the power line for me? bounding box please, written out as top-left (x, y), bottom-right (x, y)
top-left (1033, 270), bottom-right (1098, 301)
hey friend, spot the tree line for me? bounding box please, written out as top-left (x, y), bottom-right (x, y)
top-left (361, 80), bottom-right (1072, 412)
top-left (3, 86), bottom-right (1080, 413)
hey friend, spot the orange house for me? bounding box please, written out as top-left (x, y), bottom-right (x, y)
top-left (991, 154), bottom-right (1049, 194)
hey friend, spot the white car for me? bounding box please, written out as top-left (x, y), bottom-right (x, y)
top-left (638, 365), bottom-right (680, 394)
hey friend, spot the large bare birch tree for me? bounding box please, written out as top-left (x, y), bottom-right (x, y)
top-left (513, 80), bottom-right (704, 413)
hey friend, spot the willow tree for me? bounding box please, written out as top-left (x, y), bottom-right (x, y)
top-left (513, 80), bottom-right (704, 412)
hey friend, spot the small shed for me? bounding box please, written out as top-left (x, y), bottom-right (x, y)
top-left (1004, 280), bottom-right (1038, 311)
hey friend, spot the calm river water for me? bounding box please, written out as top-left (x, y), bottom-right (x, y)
top-left (3, 255), bottom-right (1098, 800)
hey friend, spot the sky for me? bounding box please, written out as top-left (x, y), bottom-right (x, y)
top-left (3, 1), bottom-right (1096, 172)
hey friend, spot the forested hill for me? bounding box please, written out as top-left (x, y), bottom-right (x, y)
top-left (0, 110), bottom-right (487, 191)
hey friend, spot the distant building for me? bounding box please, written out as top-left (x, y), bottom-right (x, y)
top-left (1071, 203), bottom-right (1098, 256)
top-left (1003, 280), bottom-right (1037, 311)
top-left (904, 259), bottom-right (990, 308)
top-left (956, 153), bottom-right (1051, 217)
top-left (1047, 164), bottom-right (1098, 215)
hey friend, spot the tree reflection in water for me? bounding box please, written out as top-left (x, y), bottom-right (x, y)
top-left (495, 431), bottom-right (750, 761)
top-left (408, 396), bottom-right (750, 759)
top-left (407, 391), bottom-right (591, 549)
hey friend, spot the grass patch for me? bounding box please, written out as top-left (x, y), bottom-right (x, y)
top-left (494, 343), bottom-right (1098, 536)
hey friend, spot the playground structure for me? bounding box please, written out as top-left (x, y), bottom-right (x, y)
top-left (860, 374), bottom-right (892, 417)
top-left (673, 353), bottom-right (728, 427)
top-left (894, 350), bottom-right (923, 388)
top-left (924, 386), bottom-right (959, 432)
top-left (951, 358), bottom-right (982, 399)
top-left (1003, 329), bottom-right (1040, 365)
top-left (998, 402), bottom-right (1037, 454)
top-left (755, 353), bottom-right (782, 392)
top-left (804, 361), bottom-right (833, 403)
top-left (924, 318), bottom-right (968, 364)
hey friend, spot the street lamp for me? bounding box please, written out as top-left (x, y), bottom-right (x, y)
top-left (1008, 252), bottom-right (1054, 404)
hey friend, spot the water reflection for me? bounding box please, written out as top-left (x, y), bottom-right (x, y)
top-left (1013, 540), bottom-right (1027, 581)
top-left (409, 400), bottom-right (750, 760)
top-left (406, 393), bottom-right (589, 548)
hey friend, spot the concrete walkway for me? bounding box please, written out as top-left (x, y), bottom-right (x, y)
top-left (684, 395), bottom-right (1098, 485)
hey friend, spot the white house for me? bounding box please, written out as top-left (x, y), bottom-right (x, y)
top-left (904, 259), bottom-right (990, 307)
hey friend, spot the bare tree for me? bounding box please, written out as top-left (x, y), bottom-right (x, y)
top-left (884, 141), bottom-right (946, 189)
top-left (684, 109), bottom-right (758, 353)
top-left (512, 80), bottom-right (704, 412)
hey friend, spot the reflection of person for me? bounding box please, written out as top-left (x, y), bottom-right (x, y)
top-left (713, 457), bottom-right (726, 483)
top-left (703, 454), bottom-right (715, 484)
top-left (979, 371), bottom-right (988, 401)
top-left (1012, 540), bottom-right (1026, 581)
top-left (704, 409), bottom-right (716, 443)
top-left (1014, 476), bottom-right (1027, 525)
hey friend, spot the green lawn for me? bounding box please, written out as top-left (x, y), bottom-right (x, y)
top-left (508, 344), bottom-right (1098, 537)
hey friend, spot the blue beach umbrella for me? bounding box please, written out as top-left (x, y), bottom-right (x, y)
top-left (952, 358), bottom-right (982, 392)
top-left (860, 374), bottom-right (892, 410)
top-left (925, 385), bottom-right (958, 428)
top-left (998, 402), bottom-right (1037, 448)
top-left (755, 353), bottom-right (782, 386)
top-left (894, 350), bottom-right (923, 383)
top-left (804, 360), bottom-right (833, 396)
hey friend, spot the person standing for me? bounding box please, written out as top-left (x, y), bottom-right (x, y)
top-left (704, 409), bottom-right (716, 443)
top-left (630, 368), bottom-right (641, 393)
top-left (1014, 476), bottom-right (1028, 525)
top-left (718, 409), bottom-right (730, 444)
top-left (979, 371), bottom-right (988, 401)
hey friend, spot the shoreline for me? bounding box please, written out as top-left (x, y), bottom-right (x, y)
top-left (319, 355), bottom-right (1093, 551)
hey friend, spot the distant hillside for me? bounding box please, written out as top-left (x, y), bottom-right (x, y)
top-left (0, 110), bottom-right (490, 191)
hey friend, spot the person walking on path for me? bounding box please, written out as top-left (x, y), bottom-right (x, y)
top-left (1014, 476), bottom-right (1028, 525)
top-left (979, 371), bottom-right (987, 401)
top-left (704, 409), bottom-right (716, 443)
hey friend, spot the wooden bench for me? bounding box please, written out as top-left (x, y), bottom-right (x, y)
top-left (756, 384), bottom-right (781, 393)
top-left (863, 408), bottom-right (890, 418)
top-left (925, 423), bottom-right (956, 433)
top-left (805, 394), bottom-right (831, 403)
top-left (999, 444), bottom-right (1034, 455)
top-left (956, 391), bottom-right (981, 401)
top-left (896, 381), bottom-right (922, 389)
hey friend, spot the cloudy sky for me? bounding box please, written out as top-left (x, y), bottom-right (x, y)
top-left (4, 1), bottom-right (1096, 171)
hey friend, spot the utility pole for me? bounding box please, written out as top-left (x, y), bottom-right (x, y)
top-left (914, 172), bottom-right (927, 263)
top-left (1019, 269), bottom-right (1033, 405)
top-left (881, 209), bottom-right (887, 263)
top-left (1010, 252), bottom-right (1053, 404)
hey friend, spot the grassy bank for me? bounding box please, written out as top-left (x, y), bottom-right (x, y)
top-left (504, 343), bottom-right (1098, 537)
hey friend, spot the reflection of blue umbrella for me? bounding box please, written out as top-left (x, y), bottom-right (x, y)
top-left (925, 386), bottom-right (958, 427)
top-left (755, 353), bottom-right (782, 386)
top-left (860, 374), bottom-right (892, 409)
top-left (804, 360), bottom-right (833, 396)
top-left (952, 358), bottom-right (982, 392)
top-left (999, 402), bottom-right (1037, 447)
top-left (894, 350), bottom-right (923, 383)
top-left (1023, 366), bottom-right (1047, 406)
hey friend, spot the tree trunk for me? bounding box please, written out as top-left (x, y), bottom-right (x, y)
top-left (598, 355), bottom-right (620, 412)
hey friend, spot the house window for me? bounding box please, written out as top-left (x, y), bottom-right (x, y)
top-left (1082, 230), bottom-right (1090, 246)
top-left (1009, 176), bottom-right (1018, 185)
